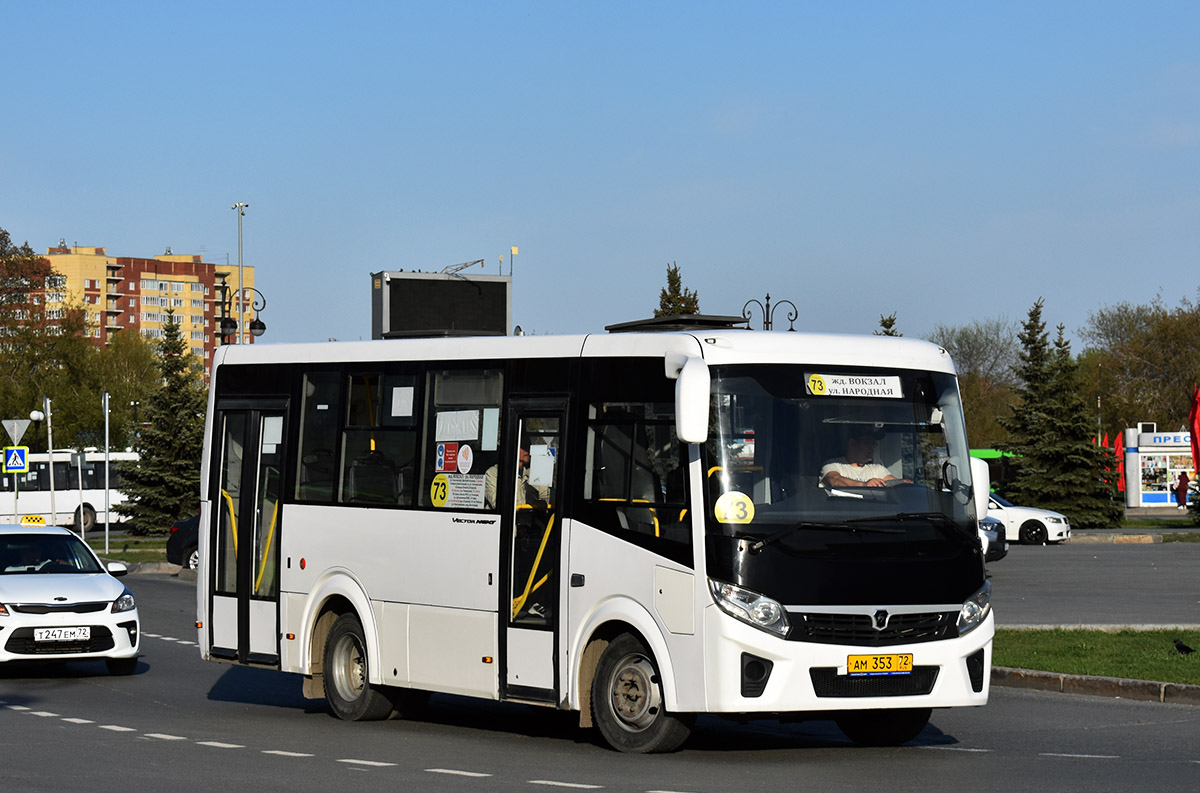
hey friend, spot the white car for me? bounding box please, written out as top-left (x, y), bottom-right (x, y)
top-left (0, 521), bottom-right (140, 674)
top-left (987, 494), bottom-right (1071, 545)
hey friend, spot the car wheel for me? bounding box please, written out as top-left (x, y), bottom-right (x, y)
top-left (835, 707), bottom-right (931, 746)
top-left (591, 633), bottom-right (693, 753)
top-left (185, 545), bottom-right (199, 570)
top-left (1019, 520), bottom-right (1048, 545)
top-left (74, 504), bottom-right (97, 533)
top-left (322, 613), bottom-right (393, 721)
top-left (106, 657), bottom-right (138, 676)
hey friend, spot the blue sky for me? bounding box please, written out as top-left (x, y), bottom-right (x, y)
top-left (3, 2), bottom-right (1198, 344)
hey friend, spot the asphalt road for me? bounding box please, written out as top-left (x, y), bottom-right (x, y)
top-left (2, 557), bottom-right (1200, 792)
top-left (989, 542), bottom-right (1200, 627)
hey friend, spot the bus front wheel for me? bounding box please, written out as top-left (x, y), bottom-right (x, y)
top-left (591, 633), bottom-right (693, 753)
top-left (322, 613), bottom-right (393, 721)
top-left (835, 707), bottom-right (931, 746)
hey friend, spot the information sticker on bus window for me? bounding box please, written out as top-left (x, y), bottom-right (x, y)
top-left (714, 491), bottom-right (755, 524)
top-left (806, 374), bottom-right (903, 399)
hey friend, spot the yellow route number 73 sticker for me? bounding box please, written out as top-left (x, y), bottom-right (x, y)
top-left (714, 491), bottom-right (755, 524)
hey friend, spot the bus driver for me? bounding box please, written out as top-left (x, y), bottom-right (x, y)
top-left (820, 428), bottom-right (902, 488)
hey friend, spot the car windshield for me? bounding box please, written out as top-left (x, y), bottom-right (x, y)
top-left (0, 533), bottom-right (104, 574)
top-left (704, 365), bottom-right (978, 546)
top-left (990, 493), bottom-right (1014, 507)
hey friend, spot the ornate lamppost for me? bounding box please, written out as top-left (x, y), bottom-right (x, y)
top-left (741, 293), bottom-right (799, 331)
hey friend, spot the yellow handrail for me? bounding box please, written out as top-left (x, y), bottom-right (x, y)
top-left (221, 489), bottom-right (238, 556)
top-left (512, 512), bottom-right (555, 619)
top-left (254, 498), bottom-right (279, 594)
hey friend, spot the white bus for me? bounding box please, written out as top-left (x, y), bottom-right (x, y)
top-left (0, 449), bottom-right (139, 531)
top-left (196, 317), bottom-right (994, 752)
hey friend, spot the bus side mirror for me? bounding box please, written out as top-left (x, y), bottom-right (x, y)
top-left (666, 353), bottom-right (710, 444)
top-left (970, 457), bottom-right (990, 521)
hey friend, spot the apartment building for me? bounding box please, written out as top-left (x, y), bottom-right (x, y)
top-left (43, 241), bottom-right (257, 378)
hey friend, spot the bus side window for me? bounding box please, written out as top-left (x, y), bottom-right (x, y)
top-left (583, 402), bottom-right (689, 547)
top-left (295, 371), bottom-right (341, 502)
top-left (420, 369), bottom-right (503, 510)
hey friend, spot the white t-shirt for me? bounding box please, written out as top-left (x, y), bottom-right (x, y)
top-left (820, 458), bottom-right (893, 485)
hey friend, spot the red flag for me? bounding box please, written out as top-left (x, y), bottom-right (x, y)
top-left (1113, 431), bottom-right (1125, 492)
top-left (1190, 383), bottom-right (1200, 474)
top-left (1103, 432), bottom-right (1109, 447)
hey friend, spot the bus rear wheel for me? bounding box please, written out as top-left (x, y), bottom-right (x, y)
top-left (835, 707), bottom-right (931, 746)
top-left (591, 633), bottom-right (693, 753)
top-left (74, 504), bottom-right (97, 533)
top-left (323, 613), bottom-right (393, 721)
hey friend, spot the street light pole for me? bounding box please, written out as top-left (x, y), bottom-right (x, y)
top-left (232, 202), bottom-right (249, 344)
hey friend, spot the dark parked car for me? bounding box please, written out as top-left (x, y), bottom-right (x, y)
top-left (165, 515), bottom-right (199, 570)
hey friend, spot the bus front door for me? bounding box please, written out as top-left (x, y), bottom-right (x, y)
top-left (502, 400), bottom-right (565, 702)
top-left (209, 401), bottom-right (286, 666)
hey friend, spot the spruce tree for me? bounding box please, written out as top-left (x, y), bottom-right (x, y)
top-left (117, 311), bottom-right (207, 535)
top-left (874, 312), bottom-right (902, 336)
top-left (1000, 299), bottom-right (1121, 529)
top-left (654, 262), bottom-right (700, 317)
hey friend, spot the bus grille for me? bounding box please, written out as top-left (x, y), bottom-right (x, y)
top-left (810, 666), bottom-right (939, 698)
top-left (788, 611), bottom-right (956, 646)
top-left (4, 626), bottom-right (115, 655)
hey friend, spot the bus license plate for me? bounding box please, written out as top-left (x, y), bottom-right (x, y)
top-left (34, 627), bottom-right (90, 642)
top-left (847, 653), bottom-right (912, 676)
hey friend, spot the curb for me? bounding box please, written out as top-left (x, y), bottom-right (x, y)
top-left (1068, 533), bottom-right (1160, 543)
top-left (992, 666), bottom-right (1200, 706)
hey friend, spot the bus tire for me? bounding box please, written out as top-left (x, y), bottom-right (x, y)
top-left (322, 613), bottom-right (393, 721)
top-left (74, 504), bottom-right (97, 533)
top-left (1019, 520), bottom-right (1047, 545)
top-left (591, 633), bottom-right (693, 753)
top-left (835, 707), bottom-right (931, 746)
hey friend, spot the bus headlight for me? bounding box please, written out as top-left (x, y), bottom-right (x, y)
top-left (957, 581), bottom-right (991, 635)
top-left (709, 579), bottom-right (790, 637)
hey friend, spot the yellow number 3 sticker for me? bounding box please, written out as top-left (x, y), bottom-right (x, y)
top-left (430, 473), bottom-right (449, 508)
top-left (714, 491), bottom-right (755, 524)
top-left (808, 374), bottom-right (827, 395)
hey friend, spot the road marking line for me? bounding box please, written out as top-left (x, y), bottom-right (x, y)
top-left (62, 718), bottom-right (94, 724)
top-left (141, 633), bottom-right (161, 638)
top-left (145, 733), bottom-right (189, 741)
top-left (918, 746), bottom-right (994, 753)
top-left (158, 637), bottom-right (180, 642)
top-left (426, 769), bottom-right (493, 777)
top-left (6, 705), bottom-right (31, 711)
top-left (529, 782), bottom-right (604, 789)
top-left (337, 759), bottom-right (396, 767)
top-left (1039, 752), bottom-right (1119, 759)
top-left (263, 750), bottom-right (316, 758)
top-left (30, 711), bottom-right (59, 717)
top-left (197, 741), bottom-right (245, 749)
top-left (100, 725), bottom-right (138, 732)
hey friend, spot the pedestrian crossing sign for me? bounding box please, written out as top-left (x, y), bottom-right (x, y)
top-left (3, 446), bottom-right (28, 473)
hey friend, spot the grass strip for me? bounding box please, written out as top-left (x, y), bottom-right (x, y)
top-left (994, 628), bottom-right (1200, 686)
top-left (87, 537), bottom-right (169, 564)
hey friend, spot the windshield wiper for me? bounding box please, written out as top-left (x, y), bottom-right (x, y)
top-left (846, 511), bottom-right (975, 538)
top-left (747, 520), bottom-right (904, 553)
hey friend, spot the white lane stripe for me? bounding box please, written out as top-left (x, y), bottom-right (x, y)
top-left (197, 741), bottom-right (244, 749)
top-left (426, 768), bottom-right (493, 777)
top-left (63, 718), bottom-right (95, 724)
top-left (158, 637), bottom-right (180, 642)
top-left (141, 633), bottom-right (161, 638)
top-left (99, 725), bottom-right (138, 732)
top-left (1039, 752), bottom-right (1120, 759)
top-left (6, 705), bottom-right (31, 711)
top-left (919, 746), bottom-right (994, 753)
top-left (263, 750), bottom-right (316, 758)
top-left (145, 733), bottom-right (189, 741)
top-left (337, 759), bottom-right (397, 767)
top-left (528, 782), bottom-right (604, 789)
top-left (30, 711), bottom-right (59, 717)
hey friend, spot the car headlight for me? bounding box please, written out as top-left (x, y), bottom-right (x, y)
top-left (0, 603), bottom-right (8, 617)
top-left (1046, 516), bottom-right (1063, 524)
top-left (957, 581), bottom-right (991, 635)
top-left (111, 589), bottom-right (136, 614)
top-left (709, 579), bottom-right (790, 637)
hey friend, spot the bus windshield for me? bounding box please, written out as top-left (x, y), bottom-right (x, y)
top-left (703, 365), bottom-right (981, 604)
